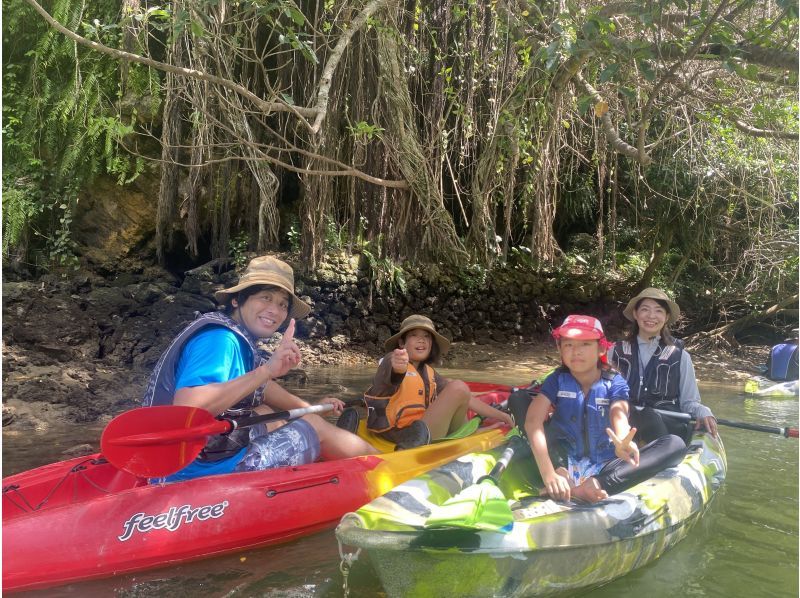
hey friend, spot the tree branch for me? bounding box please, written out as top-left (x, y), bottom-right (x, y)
top-left (637, 0), bottom-right (731, 162)
top-left (731, 119), bottom-right (799, 140)
top-left (687, 294), bottom-right (800, 350)
top-left (23, 0), bottom-right (317, 119)
top-left (729, 42), bottom-right (799, 72)
top-left (575, 73), bottom-right (652, 164)
top-left (190, 102), bottom-right (411, 188)
top-left (654, 41), bottom-right (799, 72)
top-left (23, 0), bottom-right (414, 189)
top-left (310, 0), bottom-right (389, 134)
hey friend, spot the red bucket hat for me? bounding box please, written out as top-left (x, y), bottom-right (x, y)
top-left (552, 315), bottom-right (612, 353)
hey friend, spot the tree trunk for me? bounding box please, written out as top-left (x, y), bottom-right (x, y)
top-left (529, 103), bottom-right (564, 267)
top-left (632, 227), bottom-right (675, 294)
top-left (687, 294), bottom-right (800, 351)
top-left (609, 152), bottom-right (618, 269)
top-left (155, 28), bottom-right (186, 264)
top-left (375, 7), bottom-right (464, 263)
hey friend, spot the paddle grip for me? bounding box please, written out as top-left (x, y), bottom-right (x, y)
top-left (226, 398), bottom-right (364, 431)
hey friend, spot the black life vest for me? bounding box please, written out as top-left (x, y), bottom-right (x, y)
top-left (611, 338), bottom-right (683, 410)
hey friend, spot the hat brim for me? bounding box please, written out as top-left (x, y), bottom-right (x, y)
top-left (384, 325), bottom-right (450, 356)
top-left (623, 292), bottom-right (680, 325)
top-left (214, 282), bottom-right (311, 320)
top-left (554, 327), bottom-right (603, 341)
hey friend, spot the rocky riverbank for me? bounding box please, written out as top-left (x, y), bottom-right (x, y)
top-left (2, 253), bottom-right (768, 432)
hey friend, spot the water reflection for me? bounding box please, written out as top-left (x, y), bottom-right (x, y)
top-left (4, 366), bottom-right (798, 597)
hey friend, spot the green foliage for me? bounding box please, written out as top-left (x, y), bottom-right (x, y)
top-left (278, 30), bottom-right (318, 63)
top-left (615, 252), bottom-right (648, 280)
top-left (456, 263), bottom-right (489, 290)
top-left (2, 171), bottom-right (81, 271)
top-left (87, 116), bottom-right (145, 184)
top-left (347, 121), bottom-right (385, 140)
top-left (6, 0), bottom-right (796, 331)
top-left (321, 216), bottom-right (373, 255)
top-left (49, 199), bottom-right (80, 271)
top-left (323, 218), bottom-right (346, 251)
top-left (508, 245), bottom-right (535, 270)
top-left (228, 232), bottom-right (251, 272)
top-left (215, 0), bottom-right (318, 63)
top-left (360, 242), bottom-right (407, 297)
top-left (1, 181), bottom-right (43, 255)
top-left (2, 0), bottom-right (143, 269)
top-left (287, 224), bottom-right (301, 253)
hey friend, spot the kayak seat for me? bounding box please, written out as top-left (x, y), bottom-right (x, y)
top-left (336, 407), bottom-right (360, 434)
top-left (631, 406), bottom-right (694, 446)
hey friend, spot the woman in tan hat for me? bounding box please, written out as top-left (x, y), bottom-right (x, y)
top-left (609, 287), bottom-right (717, 442)
top-left (142, 255), bottom-right (377, 481)
top-left (361, 314), bottom-right (513, 449)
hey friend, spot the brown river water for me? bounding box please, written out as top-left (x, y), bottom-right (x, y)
top-left (3, 365), bottom-right (798, 597)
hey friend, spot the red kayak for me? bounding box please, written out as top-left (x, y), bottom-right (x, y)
top-left (2, 383), bottom-right (513, 592)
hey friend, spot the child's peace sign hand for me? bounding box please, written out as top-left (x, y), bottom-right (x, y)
top-left (606, 427), bottom-right (640, 467)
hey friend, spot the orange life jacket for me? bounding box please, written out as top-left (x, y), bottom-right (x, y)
top-left (365, 363), bottom-right (437, 432)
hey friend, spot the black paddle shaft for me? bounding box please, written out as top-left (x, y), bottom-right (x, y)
top-left (716, 418), bottom-right (798, 438)
top-left (654, 408), bottom-right (798, 438)
top-left (477, 436), bottom-right (525, 485)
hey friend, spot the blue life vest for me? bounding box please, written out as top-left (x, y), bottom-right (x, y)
top-left (768, 343), bottom-right (799, 381)
top-left (547, 370), bottom-right (623, 464)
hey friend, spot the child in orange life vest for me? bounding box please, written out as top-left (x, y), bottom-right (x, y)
top-left (524, 315), bottom-right (686, 504)
top-left (365, 315), bottom-right (513, 449)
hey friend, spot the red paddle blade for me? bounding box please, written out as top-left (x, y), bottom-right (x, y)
top-left (101, 406), bottom-right (223, 478)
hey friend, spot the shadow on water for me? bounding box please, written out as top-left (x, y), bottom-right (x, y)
top-left (4, 368), bottom-right (798, 597)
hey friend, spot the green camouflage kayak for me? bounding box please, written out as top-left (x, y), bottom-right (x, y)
top-left (336, 432), bottom-right (726, 597)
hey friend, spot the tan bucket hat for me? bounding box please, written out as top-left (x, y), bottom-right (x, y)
top-left (384, 315), bottom-right (451, 356)
top-left (214, 256), bottom-right (311, 320)
top-left (623, 287), bottom-right (680, 325)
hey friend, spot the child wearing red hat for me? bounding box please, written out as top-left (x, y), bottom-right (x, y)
top-left (522, 315), bottom-right (686, 503)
